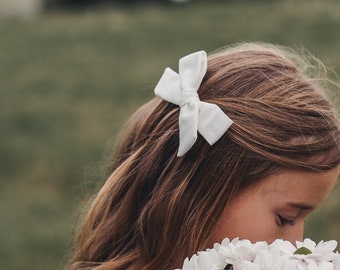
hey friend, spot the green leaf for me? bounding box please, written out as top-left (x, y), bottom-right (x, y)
top-left (294, 247), bottom-right (312, 255)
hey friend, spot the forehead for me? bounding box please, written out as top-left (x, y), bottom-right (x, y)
top-left (254, 167), bottom-right (339, 207)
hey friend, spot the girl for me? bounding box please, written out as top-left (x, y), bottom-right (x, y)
top-left (67, 43), bottom-right (340, 270)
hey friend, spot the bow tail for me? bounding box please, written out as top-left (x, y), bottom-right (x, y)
top-left (198, 102), bottom-right (233, 145)
top-left (177, 104), bottom-right (199, 156)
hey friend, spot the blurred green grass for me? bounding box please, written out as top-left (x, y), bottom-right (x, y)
top-left (1, 1), bottom-right (340, 269)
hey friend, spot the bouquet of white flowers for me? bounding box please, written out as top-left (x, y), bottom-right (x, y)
top-left (177, 238), bottom-right (340, 270)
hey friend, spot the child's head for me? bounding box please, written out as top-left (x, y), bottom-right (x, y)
top-left (69, 43), bottom-right (340, 270)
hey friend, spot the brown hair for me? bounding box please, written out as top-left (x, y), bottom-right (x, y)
top-left (67, 43), bottom-right (340, 270)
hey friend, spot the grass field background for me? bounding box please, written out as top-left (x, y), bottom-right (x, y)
top-left (1, 1), bottom-right (340, 269)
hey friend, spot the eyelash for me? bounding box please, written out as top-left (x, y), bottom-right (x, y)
top-left (278, 214), bottom-right (295, 226)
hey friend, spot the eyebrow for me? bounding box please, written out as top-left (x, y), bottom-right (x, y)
top-left (287, 202), bottom-right (314, 210)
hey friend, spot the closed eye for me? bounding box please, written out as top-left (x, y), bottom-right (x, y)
top-left (277, 214), bottom-right (295, 226)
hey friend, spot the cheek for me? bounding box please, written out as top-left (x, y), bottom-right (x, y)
top-left (208, 195), bottom-right (282, 246)
top-left (226, 210), bottom-right (279, 242)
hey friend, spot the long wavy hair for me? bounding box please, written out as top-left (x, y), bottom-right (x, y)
top-left (67, 43), bottom-right (340, 270)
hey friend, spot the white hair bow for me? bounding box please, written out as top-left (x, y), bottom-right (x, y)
top-left (154, 51), bottom-right (233, 156)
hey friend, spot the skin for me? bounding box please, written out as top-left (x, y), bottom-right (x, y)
top-left (208, 166), bottom-right (340, 246)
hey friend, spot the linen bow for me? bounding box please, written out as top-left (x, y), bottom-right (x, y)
top-left (154, 51), bottom-right (233, 156)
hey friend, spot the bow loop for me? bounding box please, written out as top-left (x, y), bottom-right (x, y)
top-left (154, 51), bottom-right (233, 156)
top-left (179, 50), bottom-right (207, 92)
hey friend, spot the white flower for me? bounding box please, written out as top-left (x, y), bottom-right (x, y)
top-left (233, 260), bottom-right (259, 270)
top-left (270, 239), bottom-right (296, 255)
top-left (253, 248), bottom-right (290, 270)
top-left (179, 245), bottom-right (226, 270)
top-left (295, 239), bottom-right (338, 261)
top-left (177, 238), bottom-right (340, 270)
top-left (218, 238), bottom-right (263, 265)
top-left (332, 255), bottom-right (340, 270)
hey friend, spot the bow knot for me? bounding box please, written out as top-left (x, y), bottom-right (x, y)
top-left (154, 51), bottom-right (233, 156)
top-left (180, 88), bottom-right (200, 107)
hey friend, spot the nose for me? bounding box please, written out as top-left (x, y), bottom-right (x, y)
top-left (284, 222), bottom-right (304, 243)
